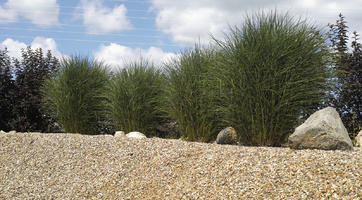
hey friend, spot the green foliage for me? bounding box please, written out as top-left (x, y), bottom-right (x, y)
top-left (10, 47), bottom-right (60, 132)
top-left (164, 45), bottom-right (221, 142)
top-left (0, 48), bottom-right (14, 131)
top-left (106, 59), bottom-right (165, 137)
top-left (328, 14), bottom-right (362, 139)
top-left (42, 56), bottom-right (109, 134)
top-left (212, 11), bottom-right (330, 146)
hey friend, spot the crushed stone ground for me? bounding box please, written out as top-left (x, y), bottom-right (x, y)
top-left (0, 132), bottom-right (360, 199)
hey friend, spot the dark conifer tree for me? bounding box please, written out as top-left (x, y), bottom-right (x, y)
top-left (0, 49), bottom-right (15, 131)
top-left (329, 14), bottom-right (362, 139)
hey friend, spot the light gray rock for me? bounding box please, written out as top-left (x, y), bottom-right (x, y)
top-left (114, 131), bottom-right (125, 137)
top-left (288, 107), bottom-right (353, 150)
top-left (354, 130), bottom-right (362, 147)
top-left (8, 130), bottom-right (16, 134)
top-left (216, 127), bottom-right (238, 145)
top-left (126, 132), bottom-right (146, 139)
top-left (0, 130), bottom-right (5, 134)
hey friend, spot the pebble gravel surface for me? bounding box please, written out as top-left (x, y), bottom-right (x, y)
top-left (0, 132), bottom-right (360, 199)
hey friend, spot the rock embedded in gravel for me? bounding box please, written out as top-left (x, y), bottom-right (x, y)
top-left (114, 131), bottom-right (125, 137)
top-left (216, 127), bottom-right (238, 145)
top-left (0, 132), bottom-right (360, 199)
top-left (355, 130), bottom-right (362, 147)
top-left (289, 107), bottom-right (353, 150)
top-left (126, 131), bottom-right (146, 139)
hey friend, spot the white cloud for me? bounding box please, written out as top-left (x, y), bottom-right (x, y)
top-left (150, 0), bottom-right (362, 46)
top-left (0, 0), bottom-right (59, 26)
top-left (80, 0), bottom-right (132, 34)
top-left (0, 37), bottom-right (63, 60)
top-left (94, 43), bottom-right (176, 70)
top-left (0, 38), bottom-right (27, 59)
top-left (0, 5), bottom-right (17, 23)
top-left (31, 37), bottom-right (62, 58)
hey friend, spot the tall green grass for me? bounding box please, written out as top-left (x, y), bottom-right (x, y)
top-left (106, 59), bottom-right (166, 137)
top-left (211, 11), bottom-right (330, 146)
top-left (41, 56), bottom-right (109, 134)
top-left (164, 45), bottom-right (221, 142)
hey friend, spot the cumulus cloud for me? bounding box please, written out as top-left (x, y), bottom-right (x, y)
top-left (0, 37), bottom-right (63, 60)
top-left (94, 43), bottom-right (176, 70)
top-left (80, 0), bottom-right (132, 34)
top-left (150, 0), bottom-right (362, 46)
top-left (0, 38), bottom-right (27, 59)
top-left (0, 0), bottom-right (59, 26)
top-left (31, 37), bottom-right (62, 58)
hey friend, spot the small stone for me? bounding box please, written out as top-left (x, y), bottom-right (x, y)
top-left (0, 130), bottom-right (6, 134)
top-left (126, 132), bottom-right (146, 139)
top-left (8, 130), bottom-right (16, 134)
top-left (114, 131), bottom-right (125, 137)
top-left (216, 127), bottom-right (237, 145)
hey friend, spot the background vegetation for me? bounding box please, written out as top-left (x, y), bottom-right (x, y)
top-left (0, 47), bottom-right (59, 132)
top-left (0, 11), bottom-right (360, 146)
top-left (328, 14), bottom-right (362, 139)
top-left (0, 49), bottom-right (13, 131)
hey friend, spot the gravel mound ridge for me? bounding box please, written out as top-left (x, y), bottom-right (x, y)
top-left (0, 132), bottom-right (360, 199)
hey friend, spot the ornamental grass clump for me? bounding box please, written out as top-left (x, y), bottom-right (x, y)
top-left (212, 11), bottom-right (330, 146)
top-left (41, 56), bottom-right (109, 134)
top-left (106, 59), bottom-right (166, 137)
top-left (164, 45), bottom-right (221, 142)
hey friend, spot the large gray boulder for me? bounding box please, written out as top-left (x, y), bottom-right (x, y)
top-left (126, 131), bottom-right (146, 139)
top-left (216, 127), bottom-right (238, 145)
top-left (288, 107), bottom-right (353, 150)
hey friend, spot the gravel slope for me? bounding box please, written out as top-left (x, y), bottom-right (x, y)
top-left (0, 132), bottom-right (360, 199)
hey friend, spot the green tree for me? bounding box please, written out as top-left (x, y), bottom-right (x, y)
top-left (9, 47), bottom-right (59, 132)
top-left (212, 11), bottom-right (330, 146)
top-left (329, 14), bottom-right (362, 139)
top-left (0, 48), bottom-right (14, 131)
top-left (42, 56), bottom-right (109, 134)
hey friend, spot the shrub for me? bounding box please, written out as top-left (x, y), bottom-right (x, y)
top-left (10, 47), bottom-right (60, 132)
top-left (212, 11), bottom-right (330, 146)
top-left (42, 56), bottom-right (109, 134)
top-left (106, 59), bottom-right (165, 137)
top-left (164, 45), bottom-right (221, 142)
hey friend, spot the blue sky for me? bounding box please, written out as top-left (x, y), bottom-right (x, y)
top-left (1, 0), bottom-right (361, 69)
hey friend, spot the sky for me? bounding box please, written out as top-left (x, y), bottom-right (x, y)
top-left (0, 0), bottom-right (361, 70)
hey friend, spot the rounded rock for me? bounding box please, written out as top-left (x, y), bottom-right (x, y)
top-left (126, 132), bottom-right (146, 139)
top-left (216, 127), bottom-right (237, 145)
top-left (114, 131), bottom-right (125, 137)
